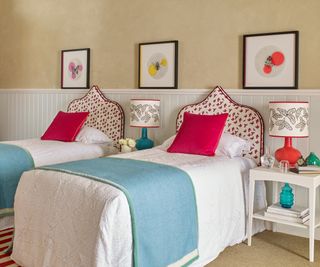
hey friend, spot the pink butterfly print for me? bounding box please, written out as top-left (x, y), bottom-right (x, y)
top-left (68, 62), bottom-right (83, 79)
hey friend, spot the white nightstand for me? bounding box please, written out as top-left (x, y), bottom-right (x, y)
top-left (247, 166), bottom-right (320, 262)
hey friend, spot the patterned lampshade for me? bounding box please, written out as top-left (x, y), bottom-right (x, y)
top-left (269, 101), bottom-right (309, 137)
top-left (130, 99), bottom-right (160, 128)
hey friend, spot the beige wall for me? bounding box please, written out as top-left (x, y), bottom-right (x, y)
top-left (0, 0), bottom-right (319, 89)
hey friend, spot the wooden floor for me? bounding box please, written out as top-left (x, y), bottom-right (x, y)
top-left (207, 231), bottom-right (320, 267)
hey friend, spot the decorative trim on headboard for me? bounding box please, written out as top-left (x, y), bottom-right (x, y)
top-left (176, 86), bottom-right (264, 164)
top-left (67, 85), bottom-right (125, 142)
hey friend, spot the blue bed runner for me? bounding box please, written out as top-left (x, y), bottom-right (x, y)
top-left (40, 157), bottom-right (199, 267)
top-left (0, 144), bottom-right (34, 209)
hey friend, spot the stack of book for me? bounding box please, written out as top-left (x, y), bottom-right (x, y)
top-left (264, 203), bottom-right (309, 224)
top-left (290, 165), bottom-right (320, 174)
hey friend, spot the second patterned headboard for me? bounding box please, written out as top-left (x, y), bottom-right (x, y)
top-left (176, 86), bottom-right (264, 164)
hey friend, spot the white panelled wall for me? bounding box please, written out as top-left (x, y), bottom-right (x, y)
top-left (1, 87), bottom-right (320, 239)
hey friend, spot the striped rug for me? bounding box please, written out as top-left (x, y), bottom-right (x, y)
top-left (0, 228), bottom-right (19, 267)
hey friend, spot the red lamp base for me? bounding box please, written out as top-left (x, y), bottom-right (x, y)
top-left (275, 137), bottom-right (301, 166)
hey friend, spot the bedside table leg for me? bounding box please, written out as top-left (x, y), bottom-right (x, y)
top-left (309, 187), bottom-right (316, 262)
top-left (247, 178), bottom-right (255, 246)
top-left (272, 181), bottom-right (279, 233)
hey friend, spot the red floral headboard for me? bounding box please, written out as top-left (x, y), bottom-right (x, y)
top-left (176, 86), bottom-right (264, 164)
top-left (67, 85), bottom-right (125, 142)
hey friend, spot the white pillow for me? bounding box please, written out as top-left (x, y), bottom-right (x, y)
top-left (76, 126), bottom-right (112, 144)
top-left (160, 132), bottom-right (250, 158)
top-left (159, 135), bottom-right (176, 149)
top-left (216, 132), bottom-right (250, 158)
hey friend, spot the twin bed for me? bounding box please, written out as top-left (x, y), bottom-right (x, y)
top-left (2, 86), bottom-right (266, 267)
top-left (4, 85), bottom-right (125, 166)
top-left (0, 86), bottom-right (124, 228)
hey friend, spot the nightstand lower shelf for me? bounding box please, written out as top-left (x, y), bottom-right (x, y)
top-left (253, 210), bottom-right (320, 229)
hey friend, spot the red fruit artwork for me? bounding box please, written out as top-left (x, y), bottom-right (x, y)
top-left (263, 51), bottom-right (285, 74)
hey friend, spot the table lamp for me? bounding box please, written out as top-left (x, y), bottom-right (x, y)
top-left (130, 99), bottom-right (160, 150)
top-left (269, 101), bottom-right (309, 166)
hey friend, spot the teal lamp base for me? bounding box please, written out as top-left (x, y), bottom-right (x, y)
top-left (280, 183), bottom-right (294, 208)
top-left (136, 128), bottom-right (154, 150)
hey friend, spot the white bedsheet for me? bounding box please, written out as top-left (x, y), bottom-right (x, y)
top-left (12, 148), bottom-right (266, 267)
top-left (3, 139), bottom-right (117, 167)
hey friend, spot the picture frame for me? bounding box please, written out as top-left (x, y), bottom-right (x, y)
top-left (243, 31), bottom-right (299, 89)
top-left (139, 40), bottom-right (178, 89)
top-left (61, 48), bottom-right (90, 89)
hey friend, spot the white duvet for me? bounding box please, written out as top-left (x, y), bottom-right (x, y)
top-left (12, 147), bottom-right (266, 267)
top-left (3, 138), bottom-right (117, 167)
top-left (0, 139), bottom-right (117, 230)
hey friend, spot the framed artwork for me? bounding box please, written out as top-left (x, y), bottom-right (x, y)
top-left (139, 40), bottom-right (178, 89)
top-left (61, 48), bottom-right (90, 89)
top-left (243, 31), bottom-right (299, 89)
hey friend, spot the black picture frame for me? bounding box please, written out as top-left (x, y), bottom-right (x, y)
top-left (138, 40), bottom-right (178, 89)
top-left (61, 48), bottom-right (90, 89)
top-left (243, 31), bottom-right (299, 89)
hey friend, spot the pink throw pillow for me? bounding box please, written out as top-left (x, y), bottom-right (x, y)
top-left (167, 112), bottom-right (228, 156)
top-left (41, 111), bottom-right (89, 142)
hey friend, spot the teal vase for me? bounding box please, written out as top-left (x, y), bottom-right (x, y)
top-left (280, 183), bottom-right (294, 208)
top-left (136, 128), bottom-right (154, 150)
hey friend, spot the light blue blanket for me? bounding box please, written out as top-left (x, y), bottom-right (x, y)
top-left (40, 157), bottom-right (199, 267)
top-left (0, 144), bottom-right (34, 209)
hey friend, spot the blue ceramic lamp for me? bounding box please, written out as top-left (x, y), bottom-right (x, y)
top-left (130, 99), bottom-right (160, 150)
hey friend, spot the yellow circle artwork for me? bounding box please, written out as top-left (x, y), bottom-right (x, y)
top-left (147, 53), bottom-right (168, 79)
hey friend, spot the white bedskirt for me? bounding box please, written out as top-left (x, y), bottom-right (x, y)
top-left (12, 148), bottom-right (266, 267)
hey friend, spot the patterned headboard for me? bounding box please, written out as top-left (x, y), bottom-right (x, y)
top-left (67, 85), bottom-right (125, 142)
top-left (176, 86), bottom-right (264, 164)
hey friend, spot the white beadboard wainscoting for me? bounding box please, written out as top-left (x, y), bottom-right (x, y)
top-left (1, 87), bottom-right (320, 239)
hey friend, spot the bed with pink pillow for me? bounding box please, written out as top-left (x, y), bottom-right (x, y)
top-left (3, 85), bottom-right (125, 165)
top-left (9, 86), bottom-right (266, 267)
top-left (0, 86), bottom-right (124, 229)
